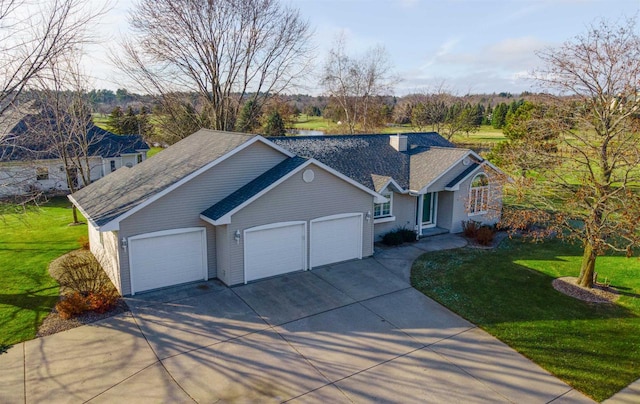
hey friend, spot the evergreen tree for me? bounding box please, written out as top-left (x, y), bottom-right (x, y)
top-left (137, 106), bottom-right (154, 139)
top-left (107, 106), bottom-right (124, 134)
top-left (235, 100), bottom-right (261, 133)
top-left (263, 111), bottom-right (286, 136)
top-left (121, 106), bottom-right (139, 134)
top-left (491, 102), bottom-right (508, 129)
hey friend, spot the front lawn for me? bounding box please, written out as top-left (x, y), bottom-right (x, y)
top-left (0, 198), bottom-right (85, 346)
top-left (411, 238), bottom-right (640, 402)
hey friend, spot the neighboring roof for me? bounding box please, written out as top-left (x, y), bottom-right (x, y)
top-left (201, 156), bottom-right (308, 223)
top-left (0, 104), bottom-right (148, 161)
top-left (70, 129), bottom-right (259, 229)
top-left (271, 133), bottom-right (465, 192)
top-left (409, 147), bottom-right (471, 191)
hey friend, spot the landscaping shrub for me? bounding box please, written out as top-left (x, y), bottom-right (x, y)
top-left (78, 236), bottom-right (90, 250)
top-left (55, 292), bottom-right (90, 320)
top-left (87, 290), bottom-right (119, 314)
top-left (382, 231), bottom-right (404, 246)
top-left (476, 225), bottom-right (496, 246)
top-left (462, 220), bottom-right (481, 238)
top-left (397, 228), bottom-right (417, 243)
top-left (55, 251), bottom-right (112, 295)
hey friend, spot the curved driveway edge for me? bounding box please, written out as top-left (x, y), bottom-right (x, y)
top-left (0, 234), bottom-right (597, 403)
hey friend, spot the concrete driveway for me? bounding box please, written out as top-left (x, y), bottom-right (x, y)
top-left (1, 235), bottom-right (595, 403)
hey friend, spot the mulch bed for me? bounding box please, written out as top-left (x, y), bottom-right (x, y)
top-left (37, 299), bottom-right (129, 337)
top-left (552, 276), bottom-right (619, 304)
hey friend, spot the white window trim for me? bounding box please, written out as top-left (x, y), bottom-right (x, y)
top-left (374, 216), bottom-right (396, 224)
top-left (468, 174), bottom-right (489, 216)
top-left (374, 191), bottom-right (393, 219)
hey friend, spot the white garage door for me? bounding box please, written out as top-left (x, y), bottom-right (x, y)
top-left (244, 221), bottom-right (306, 283)
top-left (129, 228), bottom-right (207, 294)
top-left (310, 213), bottom-right (362, 268)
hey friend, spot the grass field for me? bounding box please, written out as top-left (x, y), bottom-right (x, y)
top-left (292, 115), bottom-right (505, 146)
top-left (0, 198), bottom-right (85, 347)
top-left (411, 237), bottom-right (640, 402)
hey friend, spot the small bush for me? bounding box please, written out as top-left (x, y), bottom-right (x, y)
top-left (78, 236), bottom-right (90, 250)
top-left (462, 220), bottom-right (481, 238)
top-left (55, 251), bottom-right (111, 295)
top-left (55, 292), bottom-right (90, 320)
top-left (397, 228), bottom-right (417, 243)
top-left (87, 290), bottom-right (119, 314)
top-left (476, 226), bottom-right (496, 246)
top-left (382, 231), bottom-right (404, 246)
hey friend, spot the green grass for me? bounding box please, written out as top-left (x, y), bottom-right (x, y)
top-left (0, 198), bottom-right (86, 346)
top-left (411, 238), bottom-right (640, 402)
top-left (147, 147), bottom-right (163, 158)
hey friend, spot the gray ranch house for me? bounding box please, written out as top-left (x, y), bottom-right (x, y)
top-left (70, 129), bottom-right (502, 295)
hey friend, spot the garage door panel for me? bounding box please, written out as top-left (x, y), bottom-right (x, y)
top-left (129, 229), bottom-right (206, 294)
top-left (244, 222), bottom-right (306, 283)
top-left (311, 214), bottom-right (362, 268)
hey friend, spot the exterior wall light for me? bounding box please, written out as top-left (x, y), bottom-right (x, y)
top-left (234, 230), bottom-right (241, 244)
top-left (121, 237), bottom-right (128, 251)
top-left (365, 211), bottom-right (371, 222)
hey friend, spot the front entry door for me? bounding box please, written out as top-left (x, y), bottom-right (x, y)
top-left (421, 192), bottom-right (437, 228)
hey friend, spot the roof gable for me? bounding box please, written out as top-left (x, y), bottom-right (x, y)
top-left (71, 130), bottom-right (286, 229)
top-left (200, 156), bottom-right (385, 225)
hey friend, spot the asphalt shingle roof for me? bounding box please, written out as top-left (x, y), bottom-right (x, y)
top-left (71, 129), bottom-right (255, 227)
top-left (201, 156), bottom-right (308, 222)
top-left (0, 105), bottom-right (148, 161)
top-left (409, 147), bottom-right (471, 190)
top-left (271, 133), bottom-right (467, 192)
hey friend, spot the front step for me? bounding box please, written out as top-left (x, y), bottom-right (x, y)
top-left (419, 227), bottom-right (449, 238)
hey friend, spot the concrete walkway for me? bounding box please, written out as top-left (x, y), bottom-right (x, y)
top-left (0, 234), bottom-right (597, 403)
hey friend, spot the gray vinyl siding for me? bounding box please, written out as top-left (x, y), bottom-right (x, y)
top-left (225, 163), bottom-right (375, 285)
top-left (373, 192), bottom-right (417, 240)
top-left (449, 168), bottom-right (502, 233)
top-left (436, 191), bottom-right (454, 231)
top-left (426, 160), bottom-right (471, 192)
top-left (215, 225), bottom-right (230, 285)
top-left (117, 142), bottom-right (288, 295)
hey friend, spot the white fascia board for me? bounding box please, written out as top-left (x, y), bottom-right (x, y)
top-left (379, 178), bottom-right (406, 194)
top-left (200, 213), bottom-right (230, 226)
top-left (67, 194), bottom-right (100, 229)
top-left (97, 136), bottom-right (292, 231)
top-left (417, 150), bottom-right (475, 194)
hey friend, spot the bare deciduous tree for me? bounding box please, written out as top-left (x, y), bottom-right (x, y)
top-left (321, 34), bottom-right (398, 134)
top-left (113, 0), bottom-right (313, 141)
top-left (0, 0), bottom-right (108, 116)
top-left (503, 18), bottom-right (640, 288)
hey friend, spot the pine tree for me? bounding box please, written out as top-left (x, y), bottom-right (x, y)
top-left (235, 100), bottom-right (261, 133)
top-left (263, 111), bottom-right (286, 137)
top-left (107, 106), bottom-right (124, 134)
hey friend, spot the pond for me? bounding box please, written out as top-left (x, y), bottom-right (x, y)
top-left (286, 129), bottom-right (325, 136)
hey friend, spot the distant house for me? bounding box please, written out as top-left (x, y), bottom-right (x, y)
top-left (0, 103), bottom-right (149, 197)
top-left (70, 129), bottom-right (503, 296)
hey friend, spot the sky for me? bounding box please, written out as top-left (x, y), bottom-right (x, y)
top-left (85, 0), bottom-right (640, 95)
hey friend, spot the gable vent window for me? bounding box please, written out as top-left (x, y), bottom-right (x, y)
top-left (469, 173), bottom-right (489, 215)
top-left (374, 191), bottom-right (393, 218)
top-left (36, 167), bottom-right (49, 181)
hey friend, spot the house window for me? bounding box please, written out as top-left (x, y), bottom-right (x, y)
top-left (374, 191), bottom-right (393, 218)
top-left (137, 154), bottom-right (142, 164)
top-left (469, 173), bottom-right (489, 215)
top-left (110, 160), bottom-right (116, 172)
top-left (36, 167), bottom-right (49, 180)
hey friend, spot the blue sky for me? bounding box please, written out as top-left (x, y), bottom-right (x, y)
top-left (87, 0), bottom-right (640, 95)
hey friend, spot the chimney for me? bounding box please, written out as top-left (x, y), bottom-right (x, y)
top-left (390, 134), bottom-right (407, 152)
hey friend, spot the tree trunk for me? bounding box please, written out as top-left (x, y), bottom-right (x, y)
top-left (72, 205), bottom-right (79, 224)
top-left (577, 242), bottom-right (597, 288)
